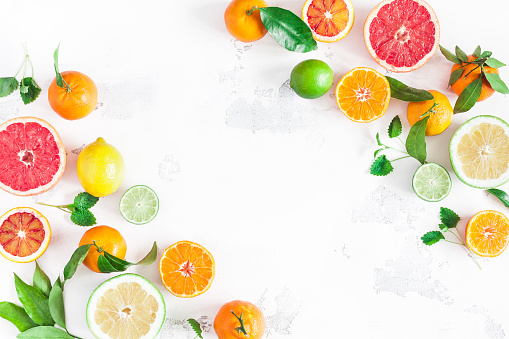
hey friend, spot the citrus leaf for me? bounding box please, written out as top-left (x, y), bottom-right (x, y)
top-left (472, 45), bottom-right (482, 58)
top-left (485, 57), bottom-right (506, 68)
top-left (19, 77), bottom-right (41, 105)
top-left (487, 188), bottom-right (509, 207)
top-left (484, 73), bottom-right (509, 94)
top-left (73, 192), bottom-right (99, 210)
top-left (53, 45), bottom-right (64, 88)
top-left (13, 274), bottom-right (54, 326)
top-left (97, 254), bottom-right (119, 273)
top-left (48, 278), bottom-right (65, 330)
top-left (33, 262), bottom-right (51, 298)
top-left (421, 231), bottom-right (445, 245)
top-left (481, 51), bottom-right (492, 58)
top-left (102, 241), bottom-right (158, 272)
top-left (0, 302), bottom-right (38, 332)
top-left (448, 68), bottom-right (464, 87)
top-left (17, 326), bottom-right (74, 338)
top-left (388, 115), bottom-right (402, 138)
top-left (375, 133), bottom-right (382, 146)
top-left (440, 207), bottom-right (460, 229)
top-left (439, 45), bottom-right (461, 64)
top-left (385, 76), bottom-right (433, 102)
top-left (259, 7), bottom-right (317, 53)
top-left (370, 155), bottom-right (393, 176)
top-left (63, 244), bottom-right (92, 282)
top-left (0, 77), bottom-right (19, 97)
top-left (136, 241), bottom-right (158, 265)
top-left (454, 78), bottom-right (482, 113)
top-left (70, 209), bottom-right (96, 226)
top-left (188, 318), bottom-right (203, 339)
top-left (405, 116), bottom-right (429, 164)
top-left (455, 46), bottom-right (468, 63)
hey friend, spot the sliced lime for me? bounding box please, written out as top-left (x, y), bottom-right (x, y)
top-left (412, 163), bottom-right (452, 202)
top-left (119, 185), bottom-right (159, 225)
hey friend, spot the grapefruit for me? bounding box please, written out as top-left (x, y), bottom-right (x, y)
top-left (363, 0), bottom-right (440, 73)
top-left (0, 207), bottom-right (51, 263)
top-left (302, 0), bottom-right (355, 43)
top-left (0, 117), bottom-right (66, 196)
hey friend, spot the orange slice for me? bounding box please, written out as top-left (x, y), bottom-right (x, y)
top-left (159, 240), bottom-right (215, 298)
top-left (465, 210), bottom-right (509, 257)
top-left (335, 67), bottom-right (391, 122)
top-left (302, 0), bottom-right (355, 43)
top-left (0, 207), bottom-right (51, 263)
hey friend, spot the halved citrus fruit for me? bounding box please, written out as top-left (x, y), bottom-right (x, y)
top-left (0, 207), bottom-right (51, 263)
top-left (363, 0), bottom-right (440, 73)
top-left (302, 0), bottom-right (355, 43)
top-left (465, 210), bottom-right (509, 257)
top-left (449, 115), bottom-right (509, 189)
top-left (86, 273), bottom-right (166, 339)
top-left (0, 117), bottom-right (66, 196)
top-left (335, 67), bottom-right (391, 122)
top-left (412, 163), bottom-right (451, 202)
top-left (159, 240), bottom-right (215, 298)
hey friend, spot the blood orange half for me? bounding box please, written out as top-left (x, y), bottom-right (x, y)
top-left (302, 0), bottom-right (354, 43)
top-left (0, 207), bottom-right (51, 263)
top-left (0, 117), bottom-right (66, 196)
top-left (363, 0), bottom-right (440, 73)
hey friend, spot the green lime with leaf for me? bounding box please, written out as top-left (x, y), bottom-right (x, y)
top-left (290, 59), bottom-right (333, 99)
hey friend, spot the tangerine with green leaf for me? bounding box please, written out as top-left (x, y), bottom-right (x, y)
top-left (78, 225), bottom-right (127, 273)
top-left (407, 90), bottom-right (453, 136)
top-left (225, 0), bottom-right (268, 42)
top-left (214, 300), bottom-right (265, 339)
top-left (451, 55), bottom-right (498, 102)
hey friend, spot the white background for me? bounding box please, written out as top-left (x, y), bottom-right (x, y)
top-left (1, 0), bottom-right (509, 338)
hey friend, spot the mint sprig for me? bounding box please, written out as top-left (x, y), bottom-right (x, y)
top-left (39, 192), bottom-right (99, 226)
top-left (187, 319), bottom-right (204, 339)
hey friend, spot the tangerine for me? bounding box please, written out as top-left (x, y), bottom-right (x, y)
top-left (224, 0), bottom-right (268, 43)
top-left (214, 300), bottom-right (265, 339)
top-left (465, 210), bottom-right (509, 257)
top-left (407, 90), bottom-right (453, 136)
top-left (78, 225), bottom-right (127, 273)
top-left (451, 55), bottom-right (498, 102)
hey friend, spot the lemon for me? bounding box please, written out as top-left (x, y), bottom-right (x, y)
top-left (77, 137), bottom-right (125, 197)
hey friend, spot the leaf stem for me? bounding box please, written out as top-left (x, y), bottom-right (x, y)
top-left (390, 155), bottom-right (411, 162)
top-left (444, 239), bottom-right (463, 246)
top-left (450, 228), bottom-right (482, 270)
top-left (231, 311), bottom-right (248, 335)
top-left (38, 202), bottom-right (72, 213)
top-left (246, 6), bottom-right (258, 15)
top-left (463, 64), bottom-right (481, 79)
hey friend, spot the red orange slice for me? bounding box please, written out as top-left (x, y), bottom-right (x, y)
top-left (302, 0), bottom-right (354, 43)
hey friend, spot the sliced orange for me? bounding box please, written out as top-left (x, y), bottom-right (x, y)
top-left (302, 0), bottom-right (355, 43)
top-left (465, 210), bottom-right (509, 257)
top-left (335, 67), bottom-right (391, 122)
top-left (159, 240), bottom-right (214, 298)
top-left (0, 207), bottom-right (51, 263)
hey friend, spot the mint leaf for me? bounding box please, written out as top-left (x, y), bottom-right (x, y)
top-left (472, 45), bottom-right (482, 58)
top-left (0, 302), bottom-right (37, 332)
top-left (370, 155), bottom-right (393, 176)
top-left (73, 192), bottom-right (99, 210)
top-left (484, 73), bottom-right (509, 94)
top-left (454, 78), bottom-right (482, 113)
top-left (487, 188), bottom-right (509, 207)
top-left (455, 46), bottom-right (468, 62)
top-left (485, 58), bottom-right (506, 68)
top-left (439, 45), bottom-right (461, 64)
top-left (188, 318), bottom-right (203, 339)
top-left (17, 326), bottom-right (74, 338)
top-left (33, 262), bottom-right (51, 298)
top-left (448, 68), bottom-right (464, 87)
top-left (374, 148), bottom-right (385, 158)
top-left (388, 115), bottom-right (402, 138)
top-left (439, 223), bottom-right (448, 232)
top-left (19, 78), bottom-right (41, 105)
top-left (440, 207), bottom-right (460, 229)
top-left (0, 77), bottom-right (19, 97)
top-left (386, 76), bottom-right (433, 102)
top-left (405, 116), bottom-right (428, 164)
top-left (14, 274), bottom-right (54, 326)
top-left (63, 244), bottom-right (91, 282)
top-left (421, 231), bottom-right (445, 245)
top-left (70, 209), bottom-right (96, 226)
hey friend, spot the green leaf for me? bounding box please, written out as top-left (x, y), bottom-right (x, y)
top-left (448, 68), bottom-right (464, 87)
top-left (53, 45), bottom-right (64, 88)
top-left (70, 209), bottom-right (96, 226)
top-left (373, 148), bottom-right (385, 159)
top-left (370, 155), bottom-right (393, 176)
top-left (455, 46), bottom-right (468, 63)
top-left (188, 318), bottom-right (203, 339)
top-left (33, 262), bottom-right (51, 298)
top-left (258, 7), bottom-right (317, 53)
top-left (0, 302), bottom-right (38, 332)
top-left (73, 192), bottom-right (99, 210)
top-left (440, 207), bottom-right (460, 229)
top-left (386, 76), bottom-right (434, 102)
top-left (101, 241), bottom-right (158, 273)
top-left (472, 45), bottom-right (482, 58)
top-left (19, 78), bottom-right (41, 105)
top-left (454, 78), bottom-right (482, 113)
top-left (48, 278), bottom-right (65, 330)
top-left (484, 73), bottom-right (509, 94)
top-left (97, 254), bottom-right (118, 273)
top-left (17, 326), bottom-right (74, 338)
top-left (14, 274), bottom-right (54, 326)
top-left (485, 57), bottom-right (506, 68)
top-left (439, 45), bottom-right (461, 64)
top-left (481, 51), bottom-right (492, 58)
top-left (438, 223), bottom-right (448, 232)
top-left (0, 77), bottom-right (19, 97)
top-left (63, 244), bottom-right (92, 282)
top-left (376, 133), bottom-right (383, 146)
top-left (487, 188), bottom-right (509, 207)
top-left (388, 115), bottom-right (402, 138)
top-left (421, 231), bottom-right (445, 245)
top-left (135, 241), bottom-right (158, 265)
top-left (405, 116), bottom-right (429, 164)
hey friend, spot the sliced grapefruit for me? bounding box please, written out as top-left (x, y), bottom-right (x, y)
top-left (0, 207), bottom-right (51, 263)
top-left (302, 0), bottom-right (354, 43)
top-left (363, 0), bottom-right (440, 73)
top-left (0, 117), bottom-right (66, 196)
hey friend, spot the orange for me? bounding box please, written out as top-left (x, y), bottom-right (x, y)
top-left (407, 90), bottom-right (453, 136)
top-left (224, 0), bottom-right (268, 43)
top-left (465, 210), bottom-right (509, 257)
top-left (451, 55), bottom-right (498, 102)
top-left (214, 300), bottom-right (265, 339)
top-left (48, 70), bottom-right (98, 120)
top-left (302, 0), bottom-right (355, 43)
top-left (159, 240), bottom-right (214, 298)
top-left (78, 225), bottom-right (127, 273)
top-left (335, 67), bottom-right (391, 123)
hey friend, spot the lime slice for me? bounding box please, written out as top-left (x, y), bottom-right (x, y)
top-left (119, 185), bottom-right (159, 225)
top-left (86, 273), bottom-right (166, 339)
top-left (412, 163), bottom-right (452, 202)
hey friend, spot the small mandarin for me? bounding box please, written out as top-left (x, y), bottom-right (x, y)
top-left (224, 0), bottom-right (268, 42)
top-left (407, 90), bottom-right (453, 136)
top-left (214, 300), bottom-right (265, 339)
top-left (78, 225), bottom-right (127, 273)
top-left (451, 55), bottom-right (498, 102)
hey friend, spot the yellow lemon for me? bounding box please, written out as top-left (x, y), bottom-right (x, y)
top-left (77, 137), bottom-right (125, 197)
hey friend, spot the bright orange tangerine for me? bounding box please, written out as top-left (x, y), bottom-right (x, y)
top-left (465, 210), bottom-right (509, 257)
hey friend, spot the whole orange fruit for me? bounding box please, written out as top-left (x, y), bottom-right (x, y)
top-left (451, 55), bottom-right (499, 102)
top-left (78, 225), bottom-right (127, 273)
top-left (48, 71), bottom-right (98, 120)
top-left (224, 0), bottom-right (268, 43)
top-left (214, 300), bottom-right (265, 339)
top-left (407, 90), bottom-right (453, 136)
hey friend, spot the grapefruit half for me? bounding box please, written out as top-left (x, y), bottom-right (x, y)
top-left (0, 117), bottom-right (66, 196)
top-left (302, 0), bottom-right (355, 43)
top-left (363, 0), bottom-right (440, 73)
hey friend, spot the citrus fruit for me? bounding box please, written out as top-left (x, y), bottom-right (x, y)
top-left (159, 240), bottom-right (214, 298)
top-left (363, 0), bottom-right (440, 73)
top-left (0, 207), bottom-right (50, 263)
top-left (412, 163), bottom-right (451, 202)
top-left (465, 210), bottom-right (509, 257)
top-left (48, 70), bottom-right (98, 120)
top-left (214, 300), bottom-right (265, 339)
top-left (0, 117), bottom-right (66, 196)
top-left (77, 137), bottom-right (125, 197)
top-left (119, 185), bottom-right (159, 225)
top-left (86, 273), bottom-right (166, 339)
top-left (449, 115), bottom-right (509, 189)
top-left (302, 0), bottom-right (355, 43)
top-left (224, 0), bottom-right (268, 43)
top-left (407, 90), bottom-right (453, 136)
top-left (290, 59), bottom-right (333, 99)
top-left (451, 55), bottom-right (499, 102)
top-left (79, 225), bottom-right (127, 273)
top-left (335, 67), bottom-right (391, 122)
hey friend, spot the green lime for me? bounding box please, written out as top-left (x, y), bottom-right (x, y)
top-left (119, 185), bottom-right (159, 225)
top-left (412, 163), bottom-right (452, 202)
top-left (290, 59), bottom-right (333, 99)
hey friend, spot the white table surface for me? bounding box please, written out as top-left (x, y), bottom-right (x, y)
top-left (1, 0), bottom-right (509, 338)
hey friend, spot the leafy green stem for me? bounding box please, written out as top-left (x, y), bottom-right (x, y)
top-left (444, 240), bottom-right (463, 246)
top-left (450, 229), bottom-right (482, 270)
top-left (419, 99), bottom-right (438, 119)
top-left (391, 155), bottom-right (412, 162)
top-left (231, 311), bottom-right (248, 335)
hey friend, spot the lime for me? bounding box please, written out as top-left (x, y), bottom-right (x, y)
top-left (412, 163), bottom-right (451, 202)
top-left (86, 273), bottom-right (165, 339)
top-left (119, 185), bottom-right (159, 225)
top-left (290, 59), bottom-right (333, 99)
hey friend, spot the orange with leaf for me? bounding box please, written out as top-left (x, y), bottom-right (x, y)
top-left (214, 300), bottom-right (265, 339)
top-left (78, 225), bottom-right (127, 273)
top-left (407, 90), bottom-right (453, 136)
top-left (224, 0), bottom-right (268, 42)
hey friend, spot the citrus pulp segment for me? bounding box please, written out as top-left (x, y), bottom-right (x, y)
top-left (86, 273), bottom-right (166, 339)
top-left (119, 186), bottom-right (159, 225)
top-left (0, 207), bottom-right (51, 263)
top-left (0, 117), bottom-right (66, 196)
top-left (465, 210), bottom-right (509, 257)
top-left (363, 0), bottom-right (440, 73)
top-left (335, 67), bottom-right (391, 122)
top-left (449, 115), bottom-right (509, 189)
top-left (412, 163), bottom-right (451, 202)
top-left (302, 0), bottom-right (354, 43)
